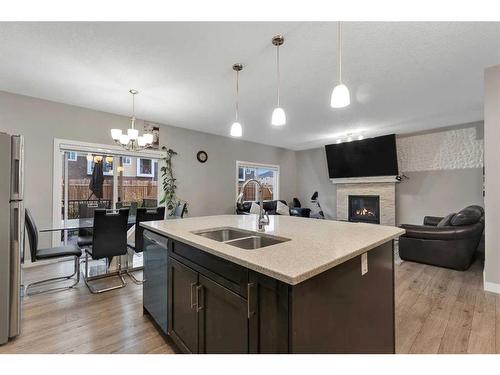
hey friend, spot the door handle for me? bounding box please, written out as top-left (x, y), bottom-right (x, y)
top-left (247, 282), bottom-right (255, 319)
top-left (190, 282), bottom-right (197, 309)
top-left (196, 285), bottom-right (204, 312)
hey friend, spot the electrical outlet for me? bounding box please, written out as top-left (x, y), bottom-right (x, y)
top-left (361, 253), bottom-right (368, 275)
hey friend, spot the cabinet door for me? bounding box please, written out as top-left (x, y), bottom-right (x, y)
top-left (197, 275), bottom-right (249, 353)
top-left (143, 230), bottom-right (169, 335)
top-left (168, 257), bottom-right (199, 353)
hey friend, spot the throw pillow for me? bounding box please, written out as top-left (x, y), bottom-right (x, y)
top-left (249, 202), bottom-right (261, 215)
top-left (276, 201), bottom-right (290, 215)
top-left (450, 208), bottom-right (481, 226)
top-left (436, 213), bottom-right (456, 227)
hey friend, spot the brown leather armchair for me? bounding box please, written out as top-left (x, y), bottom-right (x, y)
top-left (399, 205), bottom-right (484, 271)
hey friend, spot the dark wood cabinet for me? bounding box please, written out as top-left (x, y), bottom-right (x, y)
top-left (145, 232), bottom-right (395, 354)
top-left (168, 257), bottom-right (199, 353)
top-left (198, 275), bottom-right (249, 353)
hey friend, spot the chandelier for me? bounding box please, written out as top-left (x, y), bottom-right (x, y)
top-left (111, 89), bottom-right (154, 151)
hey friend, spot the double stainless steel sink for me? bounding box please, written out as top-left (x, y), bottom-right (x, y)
top-left (192, 227), bottom-right (290, 250)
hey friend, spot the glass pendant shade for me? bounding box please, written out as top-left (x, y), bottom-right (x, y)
top-left (111, 129), bottom-right (122, 140)
top-left (119, 134), bottom-right (130, 145)
top-left (271, 107), bottom-right (286, 126)
top-left (230, 122), bottom-right (242, 137)
top-left (127, 128), bottom-right (139, 140)
top-left (143, 133), bottom-right (154, 144)
top-left (137, 136), bottom-right (147, 147)
top-left (330, 83), bottom-right (350, 108)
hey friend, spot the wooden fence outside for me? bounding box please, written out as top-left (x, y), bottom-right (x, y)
top-left (66, 178), bottom-right (158, 203)
top-left (238, 182), bottom-right (274, 201)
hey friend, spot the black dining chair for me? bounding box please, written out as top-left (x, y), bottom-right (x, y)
top-left (167, 202), bottom-right (187, 219)
top-left (77, 202), bottom-right (106, 248)
top-left (24, 209), bottom-right (82, 295)
top-left (83, 208), bottom-right (129, 294)
top-left (142, 198), bottom-right (158, 208)
top-left (116, 201), bottom-right (138, 217)
top-left (126, 206), bottom-right (165, 284)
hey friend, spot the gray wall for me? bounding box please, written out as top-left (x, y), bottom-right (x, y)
top-left (396, 169), bottom-right (483, 224)
top-left (295, 147), bottom-right (336, 219)
top-left (484, 65), bottom-right (500, 288)
top-left (295, 125), bottom-right (484, 225)
top-left (0, 91), bottom-right (296, 248)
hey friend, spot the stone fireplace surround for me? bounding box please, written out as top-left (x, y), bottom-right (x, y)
top-left (335, 181), bottom-right (397, 226)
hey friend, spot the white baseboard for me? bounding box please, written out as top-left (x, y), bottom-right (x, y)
top-left (483, 271), bottom-right (500, 293)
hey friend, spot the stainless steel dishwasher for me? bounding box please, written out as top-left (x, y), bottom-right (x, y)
top-left (142, 229), bottom-right (169, 335)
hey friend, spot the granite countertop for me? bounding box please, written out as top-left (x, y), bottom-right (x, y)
top-left (141, 214), bottom-right (405, 285)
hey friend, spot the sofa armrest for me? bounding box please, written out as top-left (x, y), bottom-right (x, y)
top-left (423, 216), bottom-right (443, 226)
top-left (399, 223), bottom-right (483, 241)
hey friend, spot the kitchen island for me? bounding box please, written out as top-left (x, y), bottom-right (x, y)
top-left (140, 214), bottom-right (404, 354)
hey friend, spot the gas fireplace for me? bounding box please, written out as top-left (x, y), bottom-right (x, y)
top-left (348, 195), bottom-right (380, 224)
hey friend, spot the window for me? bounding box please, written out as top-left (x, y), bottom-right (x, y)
top-left (122, 156), bottom-right (132, 165)
top-left (67, 151), bottom-right (77, 161)
top-left (236, 161), bottom-right (279, 202)
top-left (137, 158), bottom-right (156, 177)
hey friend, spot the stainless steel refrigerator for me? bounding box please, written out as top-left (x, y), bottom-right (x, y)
top-left (0, 132), bottom-right (24, 345)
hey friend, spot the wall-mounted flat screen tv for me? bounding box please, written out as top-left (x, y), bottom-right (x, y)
top-left (325, 134), bottom-right (399, 179)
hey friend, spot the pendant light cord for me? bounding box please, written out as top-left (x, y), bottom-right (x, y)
top-left (338, 21), bottom-right (342, 83)
top-left (235, 69), bottom-right (239, 122)
top-left (276, 45), bottom-right (280, 107)
top-left (131, 91), bottom-right (136, 129)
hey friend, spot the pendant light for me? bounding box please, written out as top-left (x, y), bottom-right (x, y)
top-left (271, 35), bottom-right (286, 126)
top-left (331, 22), bottom-right (350, 108)
top-left (230, 63), bottom-right (243, 137)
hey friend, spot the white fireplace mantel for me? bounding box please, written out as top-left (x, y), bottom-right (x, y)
top-left (330, 176), bottom-right (400, 184)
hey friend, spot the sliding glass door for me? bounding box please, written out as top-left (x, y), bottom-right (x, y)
top-left (59, 150), bottom-right (159, 245)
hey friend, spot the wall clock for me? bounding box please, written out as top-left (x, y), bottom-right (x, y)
top-left (196, 151), bottom-right (208, 163)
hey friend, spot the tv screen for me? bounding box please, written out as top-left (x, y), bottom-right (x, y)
top-left (325, 134), bottom-right (399, 178)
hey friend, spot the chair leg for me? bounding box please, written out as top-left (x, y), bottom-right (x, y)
top-left (125, 254), bottom-right (145, 285)
top-left (26, 255), bottom-right (80, 296)
top-left (83, 253), bottom-right (127, 294)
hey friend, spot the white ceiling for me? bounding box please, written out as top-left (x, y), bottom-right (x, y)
top-left (0, 22), bottom-right (499, 150)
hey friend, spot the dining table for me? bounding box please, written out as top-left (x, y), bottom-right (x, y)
top-left (39, 215), bottom-right (137, 232)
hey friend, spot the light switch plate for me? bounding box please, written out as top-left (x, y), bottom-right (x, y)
top-left (361, 253), bottom-right (368, 275)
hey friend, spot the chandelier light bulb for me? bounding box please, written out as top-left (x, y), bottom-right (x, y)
top-left (111, 129), bottom-right (122, 140)
top-left (230, 122), bottom-right (242, 137)
top-left (143, 133), bottom-right (154, 144)
top-left (119, 134), bottom-right (130, 145)
top-left (127, 128), bottom-right (139, 140)
top-left (137, 136), bottom-right (147, 147)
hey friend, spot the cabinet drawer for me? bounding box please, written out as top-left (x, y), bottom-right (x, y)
top-left (171, 240), bottom-right (248, 297)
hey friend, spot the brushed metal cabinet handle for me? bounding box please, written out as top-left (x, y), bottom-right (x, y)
top-left (196, 285), bottom-right (203, 312)
top-left (247, 282), bottom-right (255, 319)
top-left (190, 282), bottom-right (197, 309)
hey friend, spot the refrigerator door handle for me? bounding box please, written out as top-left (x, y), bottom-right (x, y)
top-left (9, 201), bottom-right (23, 338)
top-left (10, 135), bottom-right (24, 201)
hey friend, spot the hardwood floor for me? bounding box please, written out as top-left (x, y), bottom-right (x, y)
top-left (0, 257), bottom-right (497, 354)
top-left (0, 261), bottom-right (175, 354)
top-left (395, 258), bottom-right (499, 353)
